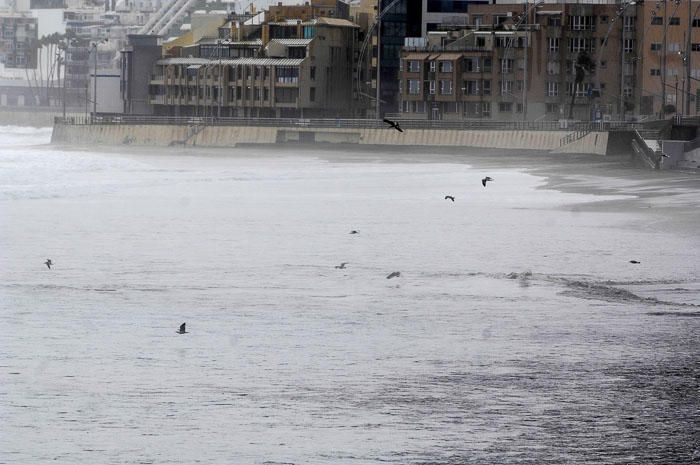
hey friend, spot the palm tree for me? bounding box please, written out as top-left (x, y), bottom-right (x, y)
top-left (567, 51), bottom-right (596, 120)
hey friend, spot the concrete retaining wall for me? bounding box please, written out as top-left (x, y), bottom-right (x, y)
top-left (51, 122), bottom-right (609, 154)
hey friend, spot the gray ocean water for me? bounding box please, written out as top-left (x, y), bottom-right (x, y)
top-left (1, 126), bottom-right (698, 465)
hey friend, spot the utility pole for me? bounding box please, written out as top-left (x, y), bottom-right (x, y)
top-left (661, 0), bottom-right (668, 118)
top-left (375, 14), bottom-right (381, 119)
top-left (620, 8), bottom-right (626, 121)
top-left (522, 1), bottom-right (528, 121)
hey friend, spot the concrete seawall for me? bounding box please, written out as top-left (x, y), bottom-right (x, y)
top-left (51, 122), bottom-right (609, 154)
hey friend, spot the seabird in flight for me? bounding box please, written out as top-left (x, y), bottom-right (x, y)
top-left (482, 176), bottom-right (494, 187)
top-left (349, 230), bottom-right (360, 234)
top-left (386, 271), bottom-right (401, 279)
top-left (629, 260), bottom-right (641, 264)
top-left (383, 118), bottom-right (404, 132)
top-left (44, 259), bottom-right (52, 269)
top-left (335, 262), bottom-right (349, 269)
top-left (444, 195), bottom-right (455, 202)
top-left (176, 323), bottom-right (188, 334)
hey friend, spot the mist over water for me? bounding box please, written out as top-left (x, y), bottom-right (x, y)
top-left (1, 126), bottom-right (698, 464)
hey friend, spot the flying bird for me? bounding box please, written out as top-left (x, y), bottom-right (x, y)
top-left (386, 271), bottom-right (401, 279)
top-left (44, 259), bottom-right (52, 269)
top-left (335, 262), bottom-right (348, 269)
top-left (383, 118), bottom-right (404, 132)
top-left (444, 195), bottom-right (455, 202)
top-left (176, 322), bottom-right (188, 334)
top-left (349, 230), bottom-right (360, 235)
top-left (481, 176), bottom-right (494, 187)
top-left (659, 152), bottom-right (669, 158)
top-left (629, 260), bottom-right (641, 264)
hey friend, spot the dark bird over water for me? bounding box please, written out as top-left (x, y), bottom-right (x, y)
top-left (386, 271), bottom-right (401, 279)
top-left (349, 230), bottom-right (360, 234)
top-left (444, 195), bottom-right (455, 202)
top-left (335, 262), bottom-right (348, 269)
top-left (660, 153), bottom-right (669, 158)
top-left (629, 260), bottom-right (641, 264)
top-left (44, 259), bottom-right (52, 269)
top-left (482, 176), bottom-right (494, 187)
top-left (177, 322), bottom-right (188, 334)
top-left (383, 118), bottom-right (404, 132)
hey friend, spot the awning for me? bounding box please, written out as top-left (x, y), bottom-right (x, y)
top-left (187, 65), bottom-right (202, 70)
top-left (536, 10), bottom-right (563, 15)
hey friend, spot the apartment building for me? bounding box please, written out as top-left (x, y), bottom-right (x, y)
top-left (0, 13), bottom-right (38, 69)
top-left (637, 0), bottom-right (700, 117)
top-left (146, 17), bottom-right (358, 118)
top-left (399, 2), bottom-right (636, 121)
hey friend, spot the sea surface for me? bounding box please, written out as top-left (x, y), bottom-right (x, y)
top-left (1, 126), bottom-right (698, 464)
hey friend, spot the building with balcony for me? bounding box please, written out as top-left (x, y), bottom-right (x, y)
top-left (398, 1), bottom-right (635, 121)
top-left (145, 16), bottom-right (358, 118)
top-left (637, 0), bottom-right (700, 118)
top-left (0, 13), bottom-right (38, 69)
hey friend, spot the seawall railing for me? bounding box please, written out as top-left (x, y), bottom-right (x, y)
top-left (55, 115), bottom-right (645, 133)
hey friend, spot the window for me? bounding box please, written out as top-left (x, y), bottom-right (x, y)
top-left (668, 43), bottom-right (680, 52)
top-left (473, 15), bottom-right (483, 26)
top-left (623, 39), bottom-right (635, 53)
top-left (408, 79), bottom-right (420, 95)
top-left (623, 86), bottom-right (633, 98)
top-left (463, 80), bottom-right (480, 95)
top-left (569, 37), bottom-right (593, 53)
top-left (547, 61), bottom-right (560, 75)
top-left (692, 69), bottom-right (700, 79)
top-left (482, 80), bottom-right (491, 96)
top-left (408, 60), bottom-right (420, 73)
top-left (548, 16), bottom-right (561, 27)
top-left (500, 59), bottom-right (513, 74)
top-left (548, 37), bottom-right (559, 53)
top-left (666, 68), bottom-right (679, 77)
top-left (310, 66), bottom-right (315, 80)
top-left (481, 102), bottom-right (491, 118)
top-left (600, 15), bottom-right (608, 23)
top-left (669, 17), bottom-right (680, 25)
top-left (570, 15), bottom-right (594, 31)
top-left (694, 18), bottom-right (700, 27)
top-left (476, 37), bottom-right (486, 48)
top-left (623, 15), bottom-right (635, 31)
top-left (651, 16), bottom-right (663, 25)
top-left (310, 87), bottom-right (315, 101)
top-left (600, 60), bottom-right (607, 69)
top-left (567, 82), bottom-right (588, 97)
top-left (516, 103), bottom-right (523, 113)
top-left (623, 62), bottom-right (634, 76)
top-left (498, 102), bottom-right (513, 112)
top-left (546, 103), bottom-right (559, 113)
top-left (429, 61), bottom-right (436, 72)
top-left (500, 80), bottom-right (513, 95)
top-left (650, 68), bottom-right (661, 76)
top-left (547, 81), bottom-right (558, 97)
top-left (650, 43), bottom-right (662, 51)
top-left (439, 61), bottom-right (453, 73)
top-left (429, 80), bottom-right (436, 94)
top-left (464, 57), bottom-right (479, 72)
top-left (482, 57), bottom-right (492, 73)
top-left (440, 80), bottom-right (453, 94)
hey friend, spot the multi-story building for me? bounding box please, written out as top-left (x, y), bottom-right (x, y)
top-left (144, 16), bottom-right (358, 117)
top-left (637, 0), bottom-right (700, 118)
top-left (398, 1), bottom-right (637, 121)
top-left (0, 13), bottom-right (38, 69)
